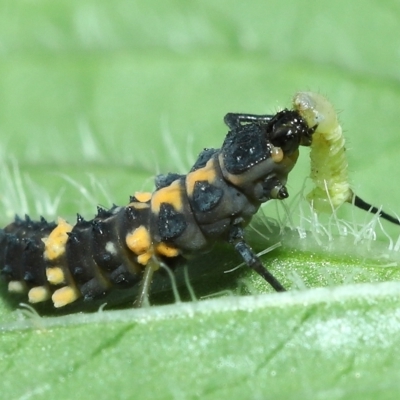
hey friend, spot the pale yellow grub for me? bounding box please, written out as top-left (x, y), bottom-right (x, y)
top-left (46, 267), bottom-right (66, 285)
top-left (137, 251), bottom-right (153, 266)
top-left (43, 218), bottom-right (73, 261)
top-left (151, 179), bottom-right (183, 213)
top-left (8, 280), bottom-right (27, 294)
top-left (28, 286), bottom-right (51, 304)
top-left (52, 286), bottom-right (80, 308)
top-left (126, 225), bottom-right (151, 255)
top-left (155, 242), bottom-right (179, 258)
top-left (293, 92), bottom-right (352, 213)
top-left (270, 146), bottom-right (284, 163)
top-left (134, 191), bottom-right (152, 203)
top-left (186, 158), bottom-right (217, 197)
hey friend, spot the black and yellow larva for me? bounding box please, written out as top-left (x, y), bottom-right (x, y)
top-left (0, 92), bottom-right (398, 310)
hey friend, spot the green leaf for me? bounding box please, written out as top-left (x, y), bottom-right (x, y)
top-left (1, 1), bottom-right (400, 399)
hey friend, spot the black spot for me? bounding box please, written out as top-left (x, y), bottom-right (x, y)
top-left (221, 125), bottom-right (267, 174)
top-left (192, 181), bottom-right (223, 212)
top-left (158, 203), bottom-right (187, 240)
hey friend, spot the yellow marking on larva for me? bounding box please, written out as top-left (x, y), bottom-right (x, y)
top-left (46, 267), bottom-right (66, 285)
top-left (151, 179), bottom-right (183, 213)
top-left (43, 218), bottom-right (73, 261)
top-left (137, 251), bottom-right (153, 266)
top-left (28, 286), bottom-right (51, 304)
top-left (293, 92), bottom-right (353, 213)
top-left (155, 242), bottom-right (180, 258)
top-left (8, 280), bottom-right (27, 294)
top-left (52, 285), bottom-right (80, 308)
top-left (186, 158), bottom-right (217, 197)
top-left (270, 146), bottom-right (284, 163)
top-left (134, 191), bottom-right (152, 203)
top-left (126, 225), bottom-right (151, 255)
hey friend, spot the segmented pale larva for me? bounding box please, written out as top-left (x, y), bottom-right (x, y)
top-left (293, 92), bottom-right (353, 213)
top-left (293, 91), bottom-right (399, 225)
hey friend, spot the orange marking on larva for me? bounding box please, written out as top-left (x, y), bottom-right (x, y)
top-left (151, 180), bottom-right (183, 213)
top-left (186, 158), bottom-right (217, 197)
top-left (126, 226), bottom-right (151, 255)
top-left (52, 285), bottom-right (80, 308)
top-left (134, 191), bottom-right (152, 203)
top-left (270, 146), bottom-right (284, 163)
top-left (46, 267), bottom-right (66, 285)
top-left (43, 218), bottom-right (73, 261)
top-left (155, 242), bottom-right (180, 258)
top-left (28, 286), bottom-right (51, 304)
top-left (137, 251), bottom-right (153, 266)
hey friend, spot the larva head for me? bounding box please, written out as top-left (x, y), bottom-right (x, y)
top-left (293, 92), bottom-right (338, 136)
top-left (220, 109), bottom-right (314, 202)
top-left (267, 109), bottom-right (314, 151)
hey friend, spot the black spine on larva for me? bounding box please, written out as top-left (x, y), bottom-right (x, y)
top-left (2, 235), bottom-right (24, 280)
top-left (91, 219), bottom-right (119, 270)
top-left (23, 219), bottom-right (56, 286)
top-left (21, 238), bottom-right (47, 285)
top-left (90, 208), bottom-right (137, 277)
top-left (189, 148), bottom-right (218, 171)
top-left (155, 173), bottom-right (185, 190)
top-left (63, 212), bottom-right (111, 301)
top-left (0, 229), bottom-right (8, 271)
top-left (110, 205), bottom-right (150, 286)
top-left (60, 203), bottom-right (150, 300)
top-left (96, 206), bottom-right (113, 219)
top-left (66, 219), bottom-right (96, 284)
top-left (0, 218), bottom-right (56, 284)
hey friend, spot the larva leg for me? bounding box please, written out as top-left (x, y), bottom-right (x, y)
top-left (133, 260), bottom-right (159, 308)
top-left (229, 225), bottom-right (286, 292)
top-left (224, 113), bottom-right (274, 130)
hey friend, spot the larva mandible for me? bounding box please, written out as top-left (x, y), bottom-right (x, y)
top-left (0, 92), bottom-right (398, 310)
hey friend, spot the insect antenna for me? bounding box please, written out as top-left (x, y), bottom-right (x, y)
top-left (353, 195), bottom-right (400, 226)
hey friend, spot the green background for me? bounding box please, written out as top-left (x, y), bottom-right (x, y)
top-left (1, 1), bottom-right (400, 399)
